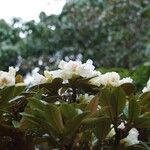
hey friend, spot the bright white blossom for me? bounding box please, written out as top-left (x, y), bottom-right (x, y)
top-left (121, 128), bottom-right (139, 146)
top-left (79, 94), bottom-right (94, 102)
top-left (142, 78), bottom-right (150, 93)
top-left (32, 72), bottom-right (48, 85)
top-left (119, 77), bottom-right (133, 85)
top-left (100, 72), bottom-right (121, 87)
top-left (0, 67), bottom-right (16, 88)
top-left (118, 122), bottom-right (125, 130)
top-left (44, 70), bottom-right (62, 79)
top-left (77, 60), bottom-right (99, 78)
top-left (58, 59), bottom-right (99, 80)
top-left (32, 70), bottom-right (63, 85)
top-left (90, 72), bottom-right (133, 87)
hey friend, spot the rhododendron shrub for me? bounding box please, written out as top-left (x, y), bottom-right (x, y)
top-left (0, 60), bottom-right (150, 150)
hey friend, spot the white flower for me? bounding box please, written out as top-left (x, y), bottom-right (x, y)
top-left (79, 93), bottom-right (94, 102)
top-left (118, 122), bottom-right (125, 130)
top-left (44, 71), bottom-right (53, 80)
top-left (51, 70), bottom-right (67, 80)
top-left (58, 59), bottom-right (98, 80)
top-left (121, 128), bottom-right (139, 146)
top-left (89, 74), bottom-right (101, 87)
top-left (0, 67), bottom-right (16, 88)
top-left (44, 70), bottom-right (63, 80)
top-left (32, 69), bottom-right (65, 85)
top-left (77, 60), bottom-right (99, 78)
top-left (100, 72), bottom-right (121, 87)
top-left (32, 72), bottom-right (47, 85)
top-left (142, 78), bottom-right (150, 93)
top-left (119, 77), bottom-right (133, 86)
top-left (90, 72), bottom-right (133, 87)
top-left (58, 60), bottom-right (82, 79)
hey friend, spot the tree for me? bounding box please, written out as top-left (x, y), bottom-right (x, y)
top-left (56, 0), bottom-right (150, 68)
top-left (0, 19), bottom-right (21, 70)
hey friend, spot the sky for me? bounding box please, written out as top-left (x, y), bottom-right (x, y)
top-left (0, 0), bottom-right (66, 23)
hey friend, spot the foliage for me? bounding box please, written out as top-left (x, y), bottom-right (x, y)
top-left (0, 19), bottom-right (21, 70)
top-left (0, 60), bottom-right (150, 150)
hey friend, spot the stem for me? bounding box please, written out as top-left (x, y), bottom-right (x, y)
top-left (113, 126), bottom-right (120, 150)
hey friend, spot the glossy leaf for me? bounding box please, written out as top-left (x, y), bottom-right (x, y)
top-left (60, 104), bottom-right (79, 120)
top-left (128, 96), bottom-right (141, 124)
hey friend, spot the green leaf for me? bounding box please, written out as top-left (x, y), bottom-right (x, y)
top-left (14, 84), bottom-right (26, 96)
top-left (0, 86), bottom-right (15, 109)
top-left (60, 104), bottom-right (79, 120)
top-left (99, 88), bottom-right (112, 119)
top-left (44, 104), bottom-right (64, 134)
top-left (110, 87), bottom-right (126, 120)
top-left (128, 96), bottom-right (141, 124)
top-left (0, 86), bottom-right (15, 101)
top-left (82, 116), bottom-right (110, 133)
top-left (99, 87), bottom-right (126, 123)
top-left (94, 118), bottom-right (111, 141)
top-left (28, 98), bottom-right (46, 111)
top-left (62, 112), bottom-right (89, 144)
top-left (139, 92), bottom-right (150, 112)
top-left (0, 85), bottom-right (26, 110)
top-left (81, 116), bottom-right (111, 141)
top-left (28, 98), bottom-right (64, 134)
top-left (134, 116), bottom-right (150, 128)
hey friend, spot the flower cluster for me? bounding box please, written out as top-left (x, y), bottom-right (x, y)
top-left (32, 59), bottom-right (100, 85)
top-left (90, 72), bottom-right (133, 87)
top-left (58, 59), bottom-right (99, 79)
top-left (0, 67), bottom-right (16, 88)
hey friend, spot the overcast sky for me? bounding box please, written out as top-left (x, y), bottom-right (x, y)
top-left (0, 0), bottom-right (66, 23)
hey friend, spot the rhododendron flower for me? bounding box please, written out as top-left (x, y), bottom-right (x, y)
top-left (142, 78), bottom-right (150, 93)
top-left (79, 93), bottom-right (94, 102)
top-left (119, 77), bottom-right (133, 85)
top-left (121, 128), bottom-right (139, 146)
top-left (32, 70), bottom-right (64, 85)
top-left (77, 60), bottom-right (99, 78)
top-left (44, 70), bottom-right (62, 80)
top-left (0, 67), bottom-right (16, 88)
top-left (100, 72), bottom-right (121, 87)
top-left (118, 122), bottom-right (125, 130)
top-left (32, 72), bottom-right (48, 85)
top-left (58, 59), bottom-right (99, 80)
top-left (90, 72), bottom-right (133, 87)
